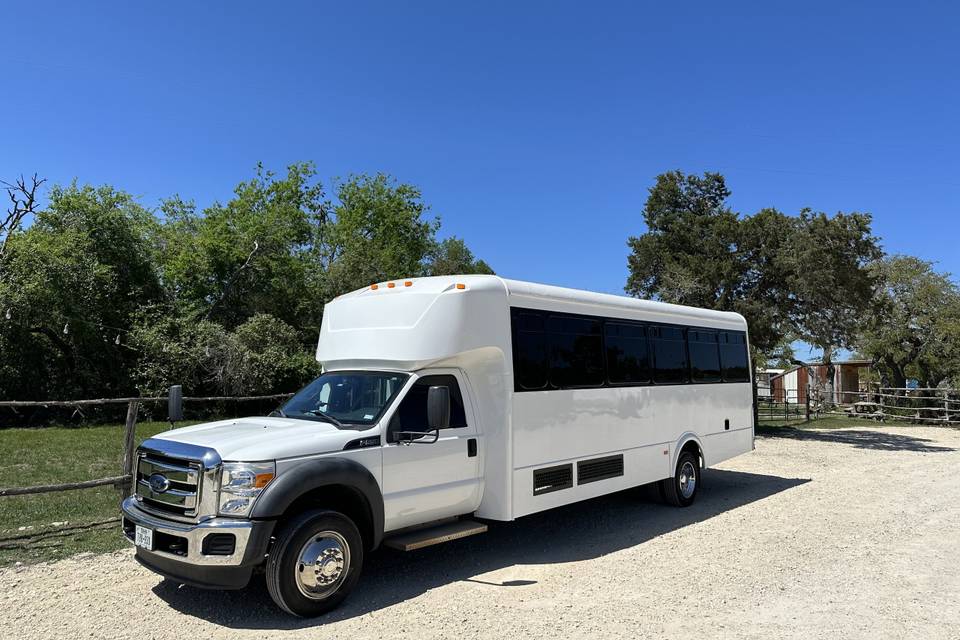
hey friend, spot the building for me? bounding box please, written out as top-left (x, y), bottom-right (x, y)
top-left (768, 359), bottom-right (872, 404)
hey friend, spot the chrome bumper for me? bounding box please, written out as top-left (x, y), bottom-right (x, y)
top-left (121, 496), bottom-right (255, 567)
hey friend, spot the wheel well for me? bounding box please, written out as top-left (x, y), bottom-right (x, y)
top-left (279, 484), bottom-right (375, 550)
top-left (680, 440), bottom-right (703, 467)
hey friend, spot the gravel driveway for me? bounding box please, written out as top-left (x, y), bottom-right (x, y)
top-left (3, 424), bottom-right (959, 640)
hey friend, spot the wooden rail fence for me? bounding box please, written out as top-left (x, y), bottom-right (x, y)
top-left (0, 392), bottom-right (293, 544)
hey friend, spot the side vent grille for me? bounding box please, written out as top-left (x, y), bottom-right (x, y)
top-left (533, 464), bottom-right (573, 496)
top-left (577, 455), bottom-right (624, 485)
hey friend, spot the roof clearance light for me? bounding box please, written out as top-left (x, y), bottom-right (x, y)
top-left (404, 281), bottom-right (413, 287)
top-left (456, 283), bottom-right (466, 290)
top-left (371, 284), bottom-right (379, 290)
top-left (387, 282), bottom-right (396, 288)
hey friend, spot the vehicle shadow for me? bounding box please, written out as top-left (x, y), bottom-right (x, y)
top-left (757, 426), bottom-right (956, 453)
top-left (152, 468), bottom-right (808, 629)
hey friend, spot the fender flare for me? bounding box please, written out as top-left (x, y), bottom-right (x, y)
top-left (250, 457), bottom-right (384, 549)
top-left (672, 432), bottom-right (705, 471)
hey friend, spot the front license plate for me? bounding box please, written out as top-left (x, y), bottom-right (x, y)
top-left (134, 525), bottom-right (153, 550)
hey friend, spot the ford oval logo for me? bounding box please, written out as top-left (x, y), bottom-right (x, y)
top-left (148, 473), bottom-right (171, 493)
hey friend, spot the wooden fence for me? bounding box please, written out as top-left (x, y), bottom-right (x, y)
top-left (0, 392), bottom-right (293, 547)
top-left (758, 383), bottom-right (960, 425)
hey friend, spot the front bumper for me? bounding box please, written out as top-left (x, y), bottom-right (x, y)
top-left (121, 496), bottom-right (274, 589)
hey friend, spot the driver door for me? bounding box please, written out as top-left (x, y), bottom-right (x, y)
top-left (381, 370), bottom-right (482, 531)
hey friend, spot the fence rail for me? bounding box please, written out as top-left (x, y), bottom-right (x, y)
top-left (0, 390), bottom-right (294, 544)
top-left (757, 383), bottom-right (960, 425)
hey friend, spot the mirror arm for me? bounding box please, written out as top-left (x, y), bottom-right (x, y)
top-left (396, 429), bottom-right (440, 445)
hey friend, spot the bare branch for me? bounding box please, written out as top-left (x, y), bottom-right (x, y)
top-left (0, 173), bottom-right (46, 258)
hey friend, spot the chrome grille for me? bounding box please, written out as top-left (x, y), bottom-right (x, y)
top-left (135, 453), bottom-right (203, 519)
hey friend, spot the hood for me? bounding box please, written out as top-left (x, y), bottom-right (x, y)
top-left (154, 416), bottom-right (370, 461)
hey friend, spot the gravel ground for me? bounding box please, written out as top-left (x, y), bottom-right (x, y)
top-left (2, 424), bottom-right (959, 640)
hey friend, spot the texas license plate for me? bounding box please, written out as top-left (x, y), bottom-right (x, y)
top-left (134, 525), bottom-right (153, 550)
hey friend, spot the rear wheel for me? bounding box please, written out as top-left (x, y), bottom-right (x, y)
top-left (661, 450), bottom-right (700, 507)
top-left (265, 509), bottom-right (363, 617)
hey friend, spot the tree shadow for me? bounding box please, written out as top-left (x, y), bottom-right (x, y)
top-left (757, 427), bottom-right (955, 453)
top-left (151, 468), bottom-right (808, 629)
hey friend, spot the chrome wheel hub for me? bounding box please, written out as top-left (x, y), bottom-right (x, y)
top-left (295, 531), bottom-right (350, 600)
top-left (679, 461), bottom-right (697, 499)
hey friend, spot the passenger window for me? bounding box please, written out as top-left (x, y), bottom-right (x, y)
top-left (512, 310), bottom-right (548, 391)
top-left (688, 329), bottom-right (721, 383)
top-left (389, 375), bottom-right (468, 435)
top-left (719, 332), bottom-right (750, 382)
top-left (547, 315), bottom-right (604, 388)
top-left (605, 322), bottom-right (649, 384)
top-left (651, 326), bottom-right (689, 384)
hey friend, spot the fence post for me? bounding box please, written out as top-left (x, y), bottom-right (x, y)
top-left (878, 387), bottom-right (885, 423)
top-left (120, 400), bottom-right (140, 500)
top-left (805, 392), bottom-right (810, 423)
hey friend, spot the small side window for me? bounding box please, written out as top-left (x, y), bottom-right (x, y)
top-left (651, 326), bottom-right (689, 384)
top-left (720, 332), bottom-right (750, 382)
top-left (605, 322), bottom-right (650, 385)
top-left (512, 310), bottom-right (548, 391)
top-left (688, 329), bottom-right (721, 383)
top-left (389, 375), bottom-right (468, 436)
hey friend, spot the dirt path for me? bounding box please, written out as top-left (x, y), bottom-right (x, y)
top-left (3, 425), bottom-right (959, 640)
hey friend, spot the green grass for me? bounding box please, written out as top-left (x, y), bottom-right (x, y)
top-left (0, 421), bottom-right (197, 567)
top-left (757, 415), bottom-right (877, 431)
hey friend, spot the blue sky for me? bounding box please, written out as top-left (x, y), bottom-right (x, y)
top-left (3, 2), bottom-right (958, 358)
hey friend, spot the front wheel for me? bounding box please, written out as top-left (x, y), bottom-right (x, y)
top-left (660, 450), bottom-right (700, 507)
top-left (265, 509), bottom-right (364, 617)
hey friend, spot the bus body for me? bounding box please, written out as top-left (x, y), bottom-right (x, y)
top-left (121, 275), bottom-right (754, 616)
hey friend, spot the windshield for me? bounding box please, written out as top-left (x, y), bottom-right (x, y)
top-left (280, 371), bottom-right (409, 428)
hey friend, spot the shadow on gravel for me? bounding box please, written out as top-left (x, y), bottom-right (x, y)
top-left (758, 427), bottom-right (955, 453)
top-left (151, 468), bottom-right (809, 629)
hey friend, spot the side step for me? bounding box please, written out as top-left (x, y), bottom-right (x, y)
top-left (383, 519), bottom-right (488, 551)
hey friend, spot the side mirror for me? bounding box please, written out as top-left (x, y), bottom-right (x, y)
top-left (427, 385), bottom-right (450, 430)
top-left (168, 385), bottom-right (184, 423)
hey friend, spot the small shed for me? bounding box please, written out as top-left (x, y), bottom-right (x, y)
top-left (769, 359), bottom-right (872, 404)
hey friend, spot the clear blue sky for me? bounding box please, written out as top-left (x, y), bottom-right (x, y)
top-left (3, 1), bottom-right (959, 356)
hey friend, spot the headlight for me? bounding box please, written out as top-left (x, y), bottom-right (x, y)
top-left (218, 461), bottom-right (275, 516)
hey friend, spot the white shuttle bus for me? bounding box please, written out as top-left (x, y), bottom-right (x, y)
top-left (121, 275), bottom-right (754, 616)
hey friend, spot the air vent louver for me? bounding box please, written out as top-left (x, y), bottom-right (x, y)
top-left (533, 464), bottom-right (573, 496)
top-left (577, 454), bottom-right (624, 485)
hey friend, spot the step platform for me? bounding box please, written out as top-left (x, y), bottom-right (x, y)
top-left (383, 519), bottom-right (488, 551)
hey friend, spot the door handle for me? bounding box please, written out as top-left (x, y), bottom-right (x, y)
top-left (467, 438), bottom-right (477, 457)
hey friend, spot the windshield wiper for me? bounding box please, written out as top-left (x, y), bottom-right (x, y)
top-left (268, 408), bottom-right (287, 418)
top-left (305, 409), bottom-right (345, 429)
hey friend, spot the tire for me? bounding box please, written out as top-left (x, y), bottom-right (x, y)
top-left (265, 509), bottom-right (364, 617)
top-left (660, 450), bottom-right (700, 507)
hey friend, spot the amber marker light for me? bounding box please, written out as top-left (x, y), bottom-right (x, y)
top-left (371, 284), bottom-right (379, 290)
top-left (253, 472), bottom-right (275, 488)
top-left (456, 283), bottom-right (466, 290)
top-left (404, 281), bottom-right (413, 287)
top-left (387, 282), bottom-right (396, 288)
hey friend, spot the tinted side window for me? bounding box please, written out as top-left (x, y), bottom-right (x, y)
top-left (389, 374), bottom-right (467, 435)
top-left (547, 315), bottom-right (604, 388)
top-left (512, 310), bottom-right (548, 391)
top-left (605, 322), bottom-right (650, 384)
top-left (651, 326), bottom-right (688, 384)
top-left (720, 332), bottom-right (750, 382)
top-left (688, 329), bottom-right (721, 383)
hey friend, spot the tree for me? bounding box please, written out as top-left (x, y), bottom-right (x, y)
top-left (320, 174), bottom-right (439, 299)
top-left (428, 237), bottom-right (494, 276)
top-left (625, 171), bottom-right (794, 356)
top-left (0, 183), bottom-right (163, 399)
top-left (0, 174), bottom-right (45, 260)
top-left (785, 209), bottom-right (882, 403)
top-left (129, 311), bottom-right (320, 397)
top-left (858, 256), bottom-right (960, 388)
top-left (156, 163), bottom-right (326, 335)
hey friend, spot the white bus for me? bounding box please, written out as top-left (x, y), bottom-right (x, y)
top-left (121, 275), bottom-right (754, 616)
